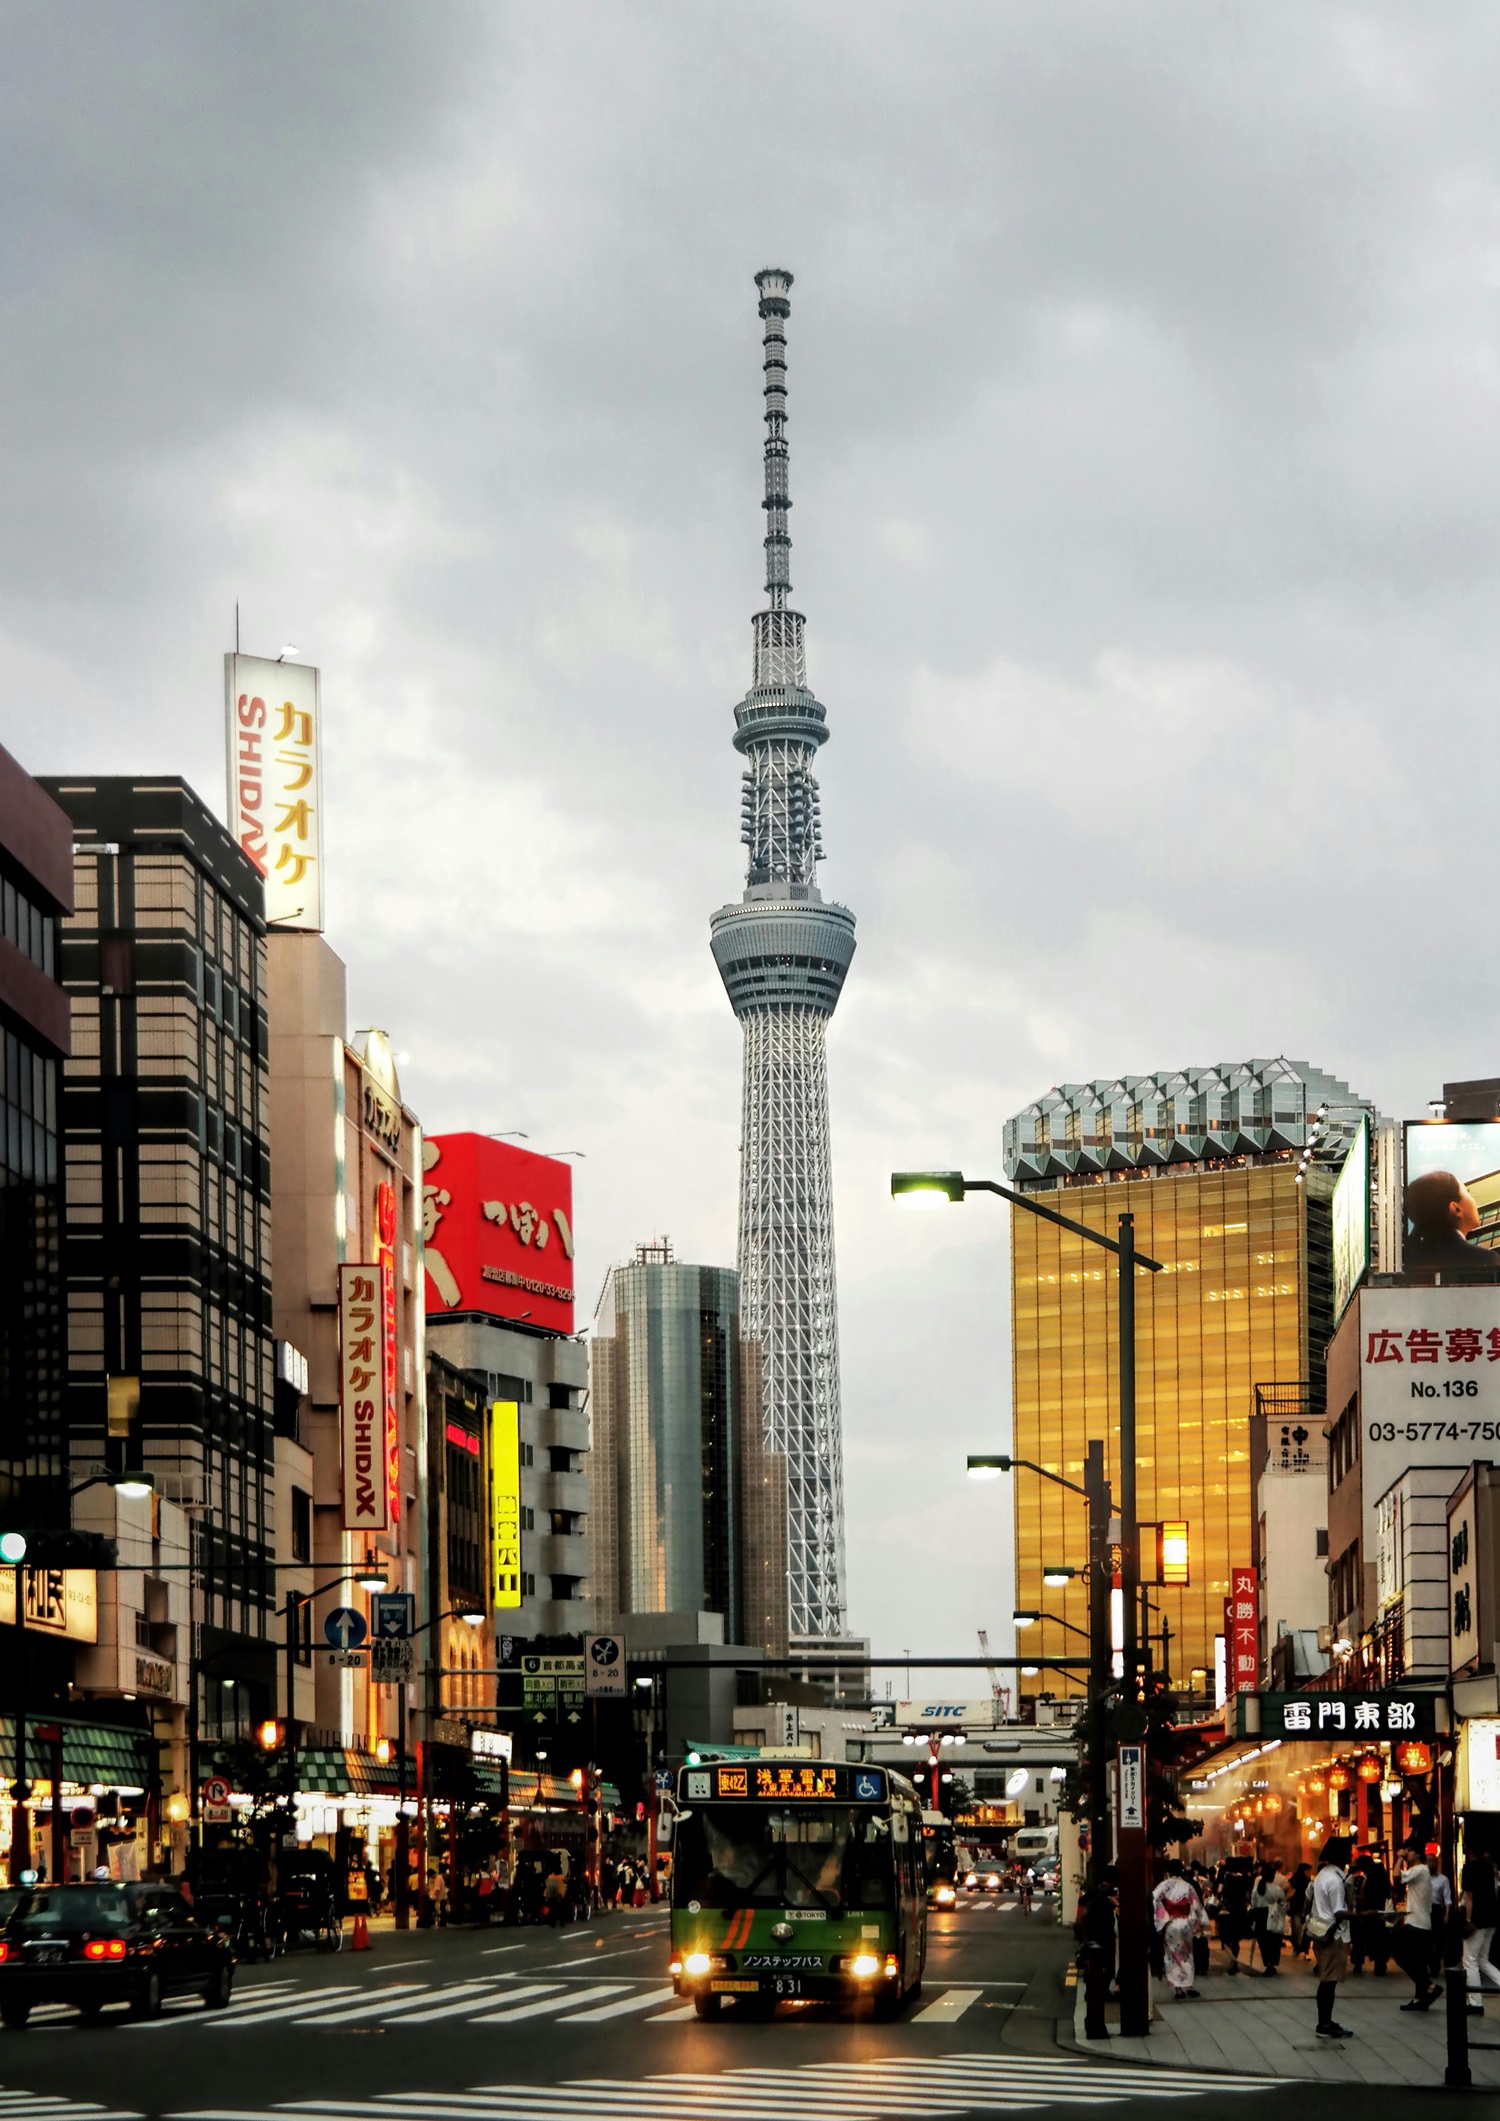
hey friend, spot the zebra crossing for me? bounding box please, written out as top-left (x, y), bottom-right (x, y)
top-left (169, 2050), bottom-right (1287, 2121)
top-left (63, 1970), bottom-right (1005, 2035)
top-left (0, 2091), bottom-right (143, 2121)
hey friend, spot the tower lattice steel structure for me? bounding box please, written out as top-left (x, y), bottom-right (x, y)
top-left (711, 269), bottom-right (855, 1639)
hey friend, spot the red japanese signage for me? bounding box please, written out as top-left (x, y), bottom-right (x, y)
top-left (376, 1182), bottom-right (401, 1531)
top-left (1230, 1566), bottom-right (1258, 1695)
top-left (338, 1263), bottom-right (387, 1532)
top-left (422, 1134), bottom-right (575, 1334)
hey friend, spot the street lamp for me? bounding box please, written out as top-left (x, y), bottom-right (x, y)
top-left (1013, 1611), bottom-right (1040, 1629)
top-left (896, 1163), bottom-right (1163, 2041)
top-left (354, 1553), bottom-right (388, 1594)
top-left (1042, 1567), bottom-right (1076, 1588)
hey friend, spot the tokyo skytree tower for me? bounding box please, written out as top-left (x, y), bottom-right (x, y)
top-left (711, 269), bottom-right (856, 1639)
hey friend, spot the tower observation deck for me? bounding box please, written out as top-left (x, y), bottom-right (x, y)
top-left (710, 269), bottom-right (854, 1640)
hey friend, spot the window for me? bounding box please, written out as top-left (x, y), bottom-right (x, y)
top-left (521, 1573), bottom-right (536, 1598)
top-left (290, 1487), bottom-right (311, 1563)
top-left (1315, 1527), bottom-right (1329, 1558)
top-left (548, 1383), bottom-right (572, 1409)
top-left (548, 1446), bottom-right (576, 1474)
top-left (520, 1442), bottom-right (534, 1469)
top-left (521, 1507), bottom-right (535, 1532)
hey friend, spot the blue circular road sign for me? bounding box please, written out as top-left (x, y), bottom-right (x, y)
top-left (324, 1605), bottom-right (368, 1650)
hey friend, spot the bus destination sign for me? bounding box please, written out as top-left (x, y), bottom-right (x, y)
top-left (684, 1762), bottom-right (887, 1803)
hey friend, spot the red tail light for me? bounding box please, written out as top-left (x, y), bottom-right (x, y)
top-left (0, 1942), bottom-right (8, 1964)
top-left (84, 1938), bottom-right (126, 1960)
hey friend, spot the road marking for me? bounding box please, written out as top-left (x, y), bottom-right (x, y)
top-left (197, 1982), bottom-right (429, 2028)
top-left (0, 2094), bottom-right (145, 2121)
top-left (306, 1981), bottom-right (500, 2026)
top-left (478, 1943), bottom-right (526, 1955)
top-left (169, 2048), bottom-right (1288, 2120)
top-left (912, 1988), bottom-right (982, 2023)
top-left (557, 1986), bottom-right (675, 2023)
top-left (468, 1983), bottom-right (570, 2022)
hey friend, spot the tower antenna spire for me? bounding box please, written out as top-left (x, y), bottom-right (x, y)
top-left (711, 269), bottom-right (856, 1645)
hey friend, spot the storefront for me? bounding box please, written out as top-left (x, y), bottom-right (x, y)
top-left (1185, 1689), bottom-right (1450, 1867)
top-left (0, 1715), bottom-right (159, 1883)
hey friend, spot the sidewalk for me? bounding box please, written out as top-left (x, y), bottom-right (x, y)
top-left (1070, 1952), bottom-right (1500, 2087)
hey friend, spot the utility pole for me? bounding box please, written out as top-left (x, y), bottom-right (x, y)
top-left (1114, 1211), bottom-right (1151, 2040)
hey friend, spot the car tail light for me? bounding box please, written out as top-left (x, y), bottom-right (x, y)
top-left (0, 1942), bottom-right (8, 1964)
top-left (84, 1938), bottom-right (126, 1960)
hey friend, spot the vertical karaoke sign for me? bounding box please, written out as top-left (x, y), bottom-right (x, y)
top-left (225, 652), bottom-right (325, 930)
top-left (339, 1256), bottom-right (390, 1534)
top-left (375, 1182), bottom-right (401, 1530)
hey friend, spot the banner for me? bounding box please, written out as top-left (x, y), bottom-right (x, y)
top-left (1332, 1113), bottom-right (1371, 1323)
top-left (1230, 1566), bottom-right (1258, 1694)
top-left (489, 1400), bottom-right (522, 1609)
top-left (224, 653), bottom-right (324, 930)
top-left (339, 1263), bottom-right (388, 1532)
top-left (0, 1569), bottom-right (97, 1642)
top-left (375, 1183), bottom-right (401, 1530)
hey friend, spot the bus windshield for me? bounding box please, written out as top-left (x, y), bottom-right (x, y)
top-left (673, 1804), bottom-right (895, 1914)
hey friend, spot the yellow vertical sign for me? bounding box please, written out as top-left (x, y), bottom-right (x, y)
top-left (489, 1400), bottom-right (522, 1609)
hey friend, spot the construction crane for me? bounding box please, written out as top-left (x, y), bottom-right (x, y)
top-left (977, 1629), bottom-right (1011, 1724)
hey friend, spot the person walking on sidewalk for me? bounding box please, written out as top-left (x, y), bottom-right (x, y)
top-left (1392, 1844), bottom-right (1442, 2012)
top-left (1287, 1861), bottom-right (1312, 1959)
top-left (1462, 1845), bottom-right (1500, 2014)
top-left (1307, 1837), bottom-right (1355, 2040)
top-left (1250, 1860), bottom-right (1288, 1974)
top-left (1152, 1861), bottom-right (1207, 2001)
top-left (1217, 1859), bottom-right (1252, 1973)
top-left (1429, 1852), bottom-right (1453, 1981)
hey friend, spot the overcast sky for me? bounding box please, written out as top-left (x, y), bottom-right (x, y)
top-left (5, 3), bottom-right (1499, 1687)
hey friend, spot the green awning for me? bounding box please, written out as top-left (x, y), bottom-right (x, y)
top-left (0, 1716), bottom-right (153, 1789)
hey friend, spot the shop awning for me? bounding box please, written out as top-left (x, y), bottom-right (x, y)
top-left (0, 1715), bottom-right (154, 1789)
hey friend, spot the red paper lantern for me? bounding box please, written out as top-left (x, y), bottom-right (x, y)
top-left (1395, 1740), bottom-right (1432, 1777)
top-left (1357, 1753), bottom-right (1383, 1784)
top-left (1328, 1763), bottom-right (1352, 1792)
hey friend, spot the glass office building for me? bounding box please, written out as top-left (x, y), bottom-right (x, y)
top-left (1005, 1059), bottom-right (1372, 1697)
top-left (591, 1242), bottom-right (788, 1656)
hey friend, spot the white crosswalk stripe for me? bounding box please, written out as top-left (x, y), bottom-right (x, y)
top-left (0, 2090), bottom-right (144, 2120)
top-left (168, 2048), bottom-right (1289, 2121)
top-left (912, 1987), bottom-right (982, 2022)
top-left (110, 1971), bottom-right (1054, 2040)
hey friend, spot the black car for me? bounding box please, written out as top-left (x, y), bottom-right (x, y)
top-left (0, 1881), bottom-right (235, 2025)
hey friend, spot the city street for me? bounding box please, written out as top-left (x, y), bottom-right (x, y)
top-left (0, 1898), bottom-right (1454, 2121)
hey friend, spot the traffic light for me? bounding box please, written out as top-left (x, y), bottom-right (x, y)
top-left (0, 1528), bottom-right (117, 1569)
top-left (256, 1719), bottom-right (284, 1751)
top-left (1159, 1521), bottom-right (1190, 1586)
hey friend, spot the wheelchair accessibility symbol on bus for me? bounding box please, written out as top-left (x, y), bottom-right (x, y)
top-left (855, 1771), bottom-right (881, 1800)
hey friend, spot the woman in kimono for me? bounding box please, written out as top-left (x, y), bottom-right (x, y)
top-left (1153, 1859), bottom-right (1207, 2000)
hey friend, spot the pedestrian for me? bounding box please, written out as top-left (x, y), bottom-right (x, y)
top-left (429, 1867), bottom-right (449, 1928)
top-left (1349, 1850), bottom-right (1391, 1976)
top-left (1287, 1862), bottom-right (1312, 1959)
top-left (1307, 1837), bottom-right (1354, 2040)
top-left (1217, 1859), bottom-right (1251, 1973)
top-left (1462, 1845), bottom-right (1500, 2015)
top-left (1392, 1844), bottom-right (1442, 2011)
top-left (1250, 1861), bottom-right (1288, 1974)
top-left (1428, 1852), bottom-right (1453, 1980)
top-left (600, 1852), bottom-right (618, 1913)
top-left (1152, 1860), bottom-right (1207, 2001)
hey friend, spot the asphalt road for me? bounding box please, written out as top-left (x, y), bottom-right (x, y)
top-left (0, 1893), bottom-right (1457, 2121)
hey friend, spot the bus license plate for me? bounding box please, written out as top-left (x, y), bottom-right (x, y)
top-left (772, 1976), bottom-right (802, 1997)
top-left (711, 1979), bottom-right (759, 1993)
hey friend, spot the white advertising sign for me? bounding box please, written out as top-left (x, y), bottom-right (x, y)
top-left (1118, 1744), bottom-right (1144, 1831)
top-left (225, 653), bottom-right (324, 930)
top-left (1359, 1289), bottom-right (1500, 1538)
top-left (1461, 1718), bottom-right (1500, 1812)
top-left (338, 1263), bottom-right (389, 1533)
top-left (0, 1568), bottom-right (98, 1642)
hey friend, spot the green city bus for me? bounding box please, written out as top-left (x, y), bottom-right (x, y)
top-left (668, 1758), bottom-right (926, 2020)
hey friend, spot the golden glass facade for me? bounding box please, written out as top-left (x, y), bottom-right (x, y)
top-left (1011, 1163), bottom-right (1307, 1695)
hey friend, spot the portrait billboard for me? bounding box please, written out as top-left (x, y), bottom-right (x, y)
top-left (422, 1134), bottom-right (575, 1334)
top-left (339, 1262), bottom-right (389, 1533)
top-left (224, 652), bottom-right (324, 930)
top-left (1358, 1285), bottom-right (1500, 1556)
top-left (1331, 1113), bottom-right (1370, 1324)
top-left (489, 1399), bottom-right (522, 1611)
top-left (1402, 1118), bottom-right (1500, 1280)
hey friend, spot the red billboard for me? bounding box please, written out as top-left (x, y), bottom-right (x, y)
top-left (422, 1134), bottom-right (575, 1334)
top-left (1230, 1566), bottom-right (1259, 1695)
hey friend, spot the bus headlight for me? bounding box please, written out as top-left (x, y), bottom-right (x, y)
top-left (683, 1952), bottom-right (713, 1977)
top-left (935, 1885), bottom-right (956, 1905)
top-left (851, 1952), bottom-right (881, 1978)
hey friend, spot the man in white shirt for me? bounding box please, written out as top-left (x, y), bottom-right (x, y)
top-left (1394, 1845), bottom-right (1440, 2011)
top-left (1429, 1855), bottom-right (1454, 1980)
top-left (1309, 1840), bottom-right (1353, 2040)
